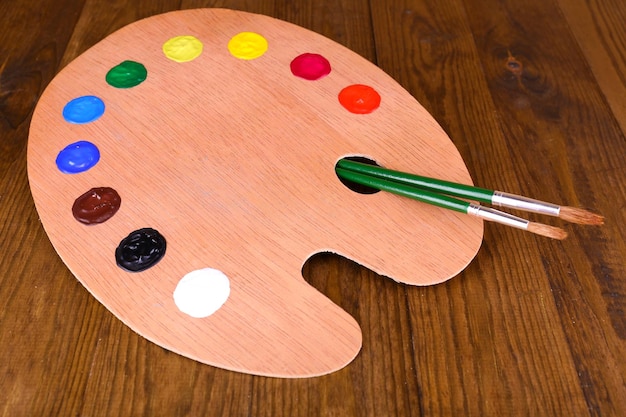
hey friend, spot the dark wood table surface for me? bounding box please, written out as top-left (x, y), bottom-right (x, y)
top-left (2, 1), bottom-right (625, 416)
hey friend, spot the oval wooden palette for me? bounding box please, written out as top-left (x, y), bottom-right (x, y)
top-left (27, 8), bottom-right (483, 377)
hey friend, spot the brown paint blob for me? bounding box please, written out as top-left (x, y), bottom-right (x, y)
top-left (72, 187), bottom-right (121, 225)
top-left (338, 84), bottom-right (381, 114)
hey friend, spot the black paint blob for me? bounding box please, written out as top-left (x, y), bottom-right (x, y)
top-left (115, 228), bottom-right (166, 272)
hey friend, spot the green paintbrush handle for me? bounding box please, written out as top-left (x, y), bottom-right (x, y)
top-left (336, 159), bottom-right (494, 203)
top-left (335, 166), bottom-right (536, 231)
top-left (335, 167), bottom-right (470, 213)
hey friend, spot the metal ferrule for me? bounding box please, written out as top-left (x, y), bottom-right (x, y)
top-left (492, 191), bottom-right (561, 217)
top-left (468, 203), bottom-right (529, 230)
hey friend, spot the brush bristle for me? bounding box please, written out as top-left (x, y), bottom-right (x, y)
top-left (527, 222), bottom-right (568, 240)
top-left (559, 206), bottom-right (604, 225)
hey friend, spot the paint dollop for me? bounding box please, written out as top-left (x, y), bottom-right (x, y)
top-left (115, 228), bottom-right (166, 272)
top-left (63, 96), bottom-right (105, 124)
top-left (163, 35), bottom-right (203, 62)
top-left (106, 60), bottom-right (147, 88)
top-left (290, 53), bottom-right (331, 80)
top-left (228, 32), bottom-right (268, 60)
top-left (338, 84), bottom-right (381, 114)
top-left (173, 268), bottom-right (231, 318)
top-left (56, 140), bottom-right (100, 174)
top-left (72, 187), bottom-right (121, 225)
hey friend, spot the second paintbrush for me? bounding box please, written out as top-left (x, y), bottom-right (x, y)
top-left (336, 159), bottom-right (603, 226)
top-left (335, 165), bottom-right (567, 240)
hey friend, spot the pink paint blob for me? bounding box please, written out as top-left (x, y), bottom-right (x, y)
top-left (290, 53), bottom-right (331, 80)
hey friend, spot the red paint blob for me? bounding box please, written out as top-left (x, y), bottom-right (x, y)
top-left (338, 84), bottom-right (381, 114)
top-left (290, 53), bottom-right (331, 80)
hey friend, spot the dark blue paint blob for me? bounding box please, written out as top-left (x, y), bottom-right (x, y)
top-left (62, 95), bottom-right (105, 124)
top-left (56, 140), bottom-right (100, 174)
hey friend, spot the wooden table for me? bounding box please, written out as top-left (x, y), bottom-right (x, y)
top-left (1, 1), bottom-right (624, 415)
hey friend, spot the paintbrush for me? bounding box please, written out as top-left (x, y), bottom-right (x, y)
top-left (335, 166), bottom-right (568, 240)
top-left (336, 159), bottom-right (604, 226)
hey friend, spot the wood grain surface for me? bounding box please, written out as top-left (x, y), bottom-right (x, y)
top-left (1, 0), bottom-right (625, 415)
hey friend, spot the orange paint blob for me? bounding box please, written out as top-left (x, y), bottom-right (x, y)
top-left (338, 84), bottom-right (381, 114)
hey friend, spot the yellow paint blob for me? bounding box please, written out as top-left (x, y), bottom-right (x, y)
top-left (163, 35), bottom-right (203, 62)
top-left (227, 32), bottom-right (268, 60)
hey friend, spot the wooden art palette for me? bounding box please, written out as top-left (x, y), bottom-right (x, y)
top-left (27, 9), bottom-right (483, 377)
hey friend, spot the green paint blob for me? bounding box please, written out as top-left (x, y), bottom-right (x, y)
top-left (106, 60), bottom-right (147, 88)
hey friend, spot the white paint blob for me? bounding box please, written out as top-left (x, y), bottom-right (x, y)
top-left (173, 268), bottom-right (231, 318)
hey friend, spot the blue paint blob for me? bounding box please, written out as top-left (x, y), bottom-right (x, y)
top-left (56, 141), bottom-right (100, 174)
top-left (62, 95), bottom-right (105, 124)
